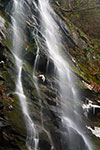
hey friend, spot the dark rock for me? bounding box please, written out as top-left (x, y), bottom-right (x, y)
top-left (0, 126), bottom-right (21, 150)
top-left (39, 139), bottom-right (51, 150)
top-left (38, 129), bottom-right (53, 150)
top-left (46, 98), bottom-right (57, 106)
top-left (24, 51), bottom-right (36, 67)
top-left (0, 75), bottom-right (5, 81)
top-left (0, 102), bottom-right (4, 111)
top-left (44, 91), bottom-right (56, 99)
top-left (0, 120), bottom-right (8, 128)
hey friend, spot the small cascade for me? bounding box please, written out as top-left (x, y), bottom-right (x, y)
top-left (12, 0), bottom-right (38, 149)
top-left (82, 99), bottom-right (100, 117)
top-left (46, 58), bottom-right (50, 74)
top-left (33, 51), bottom-right (54, 150)
top-left (33, 46), bottom-right (40, 95)
top-left (30, 2), bottom-right (54, 149)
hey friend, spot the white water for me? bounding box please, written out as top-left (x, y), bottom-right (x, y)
top-left (11, 0), bottom-right (92, 149)
top-left (12, 0), bottom-right (38, 149)
top-left (82, 99), bottom-right (100, 117)
top-left (87, 126), bottom-right (100, 138)
top-left (37, 0), bottom-right (92, 149)
top-left (32, 3), bottom-right (54, 147)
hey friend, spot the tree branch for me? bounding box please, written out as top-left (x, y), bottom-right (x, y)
top-left (61, 6), bottom-right (100, 13)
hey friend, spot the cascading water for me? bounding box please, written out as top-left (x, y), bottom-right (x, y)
top-left (12, 0), bottom-right (38, 149)
top-left (32, 2), bottom-right (55, 148)
top-left (10, 0), bottom-right (93, 149)
top-left (36, 0), bottom-right (92, 149)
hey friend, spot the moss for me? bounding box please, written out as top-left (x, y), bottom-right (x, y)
top-left (15, 135), bottom-right (26, 150)
top-left (23, 61), bottom-right (33, 74)
top-left (28, 43), bottom-right (36, 51)
top-left (1, 94), bottom-right (26, 135)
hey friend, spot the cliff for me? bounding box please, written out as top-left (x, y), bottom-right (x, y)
top-left (0, 0), bottom-right (100, 150)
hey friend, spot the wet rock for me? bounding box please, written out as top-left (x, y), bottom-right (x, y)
top-left (0, 102), bottom-right (4, 111)
top-left (51, 123), bottom-right (89, 150)
top-left (0, 126), bottom-right (22, 150)
top-left (0, 119), bottom-right (8, 128)
top-left (0, 75), bottom-right (5, 81)
top-left (46, 98), bottom-right (57, 106)
top-left (39, 137), bottom-right (51, 150)
top-left (24, 51), bottom-right (36, 67)
top-left (44, 91), bottom-right (56, 99)
top-left (0, 102), bottom-right (7, 128)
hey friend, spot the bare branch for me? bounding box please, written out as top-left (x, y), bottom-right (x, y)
top-left (61, 5), bottom-right (100, 13)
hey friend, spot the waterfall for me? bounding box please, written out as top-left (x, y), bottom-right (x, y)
top-left (12, 0), bottom-right (38, 149)
top-left (37, 0), bottom-right (92, 150)
top-left (10, 0), bottom-right (92, 149)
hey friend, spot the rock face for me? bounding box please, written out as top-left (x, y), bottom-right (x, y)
top-left (56, 0), bottom-right (100, 38)
top-left (0, 0), bottom-right (100, 150)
